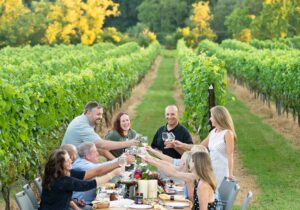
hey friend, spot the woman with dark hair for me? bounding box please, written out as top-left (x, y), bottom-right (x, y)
top-left (39, 149), bottom-right (121, 210)
top-left (105, 112), bottom-right (137, 158)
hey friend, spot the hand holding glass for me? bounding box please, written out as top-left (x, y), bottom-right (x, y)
top-left (118, 156), bottom-right (127, 167)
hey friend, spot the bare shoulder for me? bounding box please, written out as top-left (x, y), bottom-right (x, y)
top-left (197, 180), bottom-right (211, 193)
top-left (225, 130), bottom-right (234, 140)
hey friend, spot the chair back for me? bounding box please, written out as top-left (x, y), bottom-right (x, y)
top-left (23, 184), bottom-right (39, 209)
top-left (34, 177), bottom-right (42, 195)
top-left (15, 191), bottom-right (37, 210)
top-left (241, 191), bottom-right (253, 210)
top-left (218, 177), bottom-right (240, 210)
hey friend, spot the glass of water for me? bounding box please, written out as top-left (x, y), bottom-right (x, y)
top-left (162, 132), bottom-right (169, 142)
top-left (141, 136), bottom-right (148, 147)
top-left (168, 132), bottom-right (175, 141)
top-left (118, 156), bottom-right (127, 167)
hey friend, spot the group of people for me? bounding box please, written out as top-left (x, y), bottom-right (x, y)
top-left (39, 101), bottom-right (236, 210)
top-left (143, 105), bottom-right (236, 210)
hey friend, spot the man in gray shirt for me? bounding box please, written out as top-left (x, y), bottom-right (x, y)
top-left (62, 101), bottom-right (139, 155)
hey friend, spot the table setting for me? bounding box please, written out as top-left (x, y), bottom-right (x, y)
top-left (92, 134), bottom-right (190, 210)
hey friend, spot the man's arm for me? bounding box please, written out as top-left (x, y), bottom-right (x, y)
top-left (173, 144), bottom-right (186, 155)
top-left (95, 139), bottom-right (139, 150)
top-left (98, 149), bottom-right (116, 160)
top-left (83, 160), bottom-right (119, 180)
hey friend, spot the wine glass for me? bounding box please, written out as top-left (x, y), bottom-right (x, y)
top-left (116, 184), bottom-right (126, 199)
top-left (168, 132), bottom-right (175, 141)
top-left (123, 150), bottom-right (132, 167)
top-left (141, 136), bottom-right (148, 147)
top-left (162, 132), bottom-right (169, 142)
top-left (135, 133), bottom-right (141, 141)
top-left (118, 156), bottom-right (127, 167)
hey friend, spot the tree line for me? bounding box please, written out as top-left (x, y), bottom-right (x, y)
top-left (0, 0), bottom-right (299, 47)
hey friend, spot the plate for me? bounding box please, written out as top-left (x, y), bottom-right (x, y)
top-left (127, 204), bottom-right (153, 209)
top-left (164, 201), bottom-right (190, 208)
top-left (174, 186), bottom-right (184, 192)
top-left (110, 199), bottom-right (134, 207)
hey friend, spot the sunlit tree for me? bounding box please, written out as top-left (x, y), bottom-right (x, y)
top-left (45, 0), bottom-right (120, 45)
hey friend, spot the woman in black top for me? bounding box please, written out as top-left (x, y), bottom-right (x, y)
top-left (39, 149), bottom-right (121, 210)
top-left (190, 152), bottom-right (217, 210)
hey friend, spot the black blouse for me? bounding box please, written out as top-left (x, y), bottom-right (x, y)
top-left (39, 170), bottom-right (96, 210)
top-left (193, 180), bottom-right (217, 210)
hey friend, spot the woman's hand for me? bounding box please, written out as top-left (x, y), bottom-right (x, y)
top-left (145, 145), bottom-right (155, 153)
top-left (126, 154), bottom-right (136, 164)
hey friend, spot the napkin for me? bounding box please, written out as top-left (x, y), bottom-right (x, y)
top-left (110, 199), bottom-right (134, 207)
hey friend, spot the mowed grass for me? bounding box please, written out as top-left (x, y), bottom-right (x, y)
top-left (227, 93), bottom-right (300, 209)
top-left (132, 56), bottom-right (176, 142)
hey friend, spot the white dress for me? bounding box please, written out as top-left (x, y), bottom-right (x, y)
top-left (208, 128), bottom-right (229, 189)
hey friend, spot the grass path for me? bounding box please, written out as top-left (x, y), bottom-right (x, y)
top-left (132, 56), bottom-right (176, 138)
top-left (228, 92), bottom-right (300, 209)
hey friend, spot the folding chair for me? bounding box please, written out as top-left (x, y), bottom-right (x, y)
top-left (241, 191), bottom-right (253, 210)
top-left (217, 177), bottom-right (240, 210)
top-left (34, 177), bottom-right (42, 195)
top-left (23, 184), bottom-right (39, 209)
top-left (15, 191), bottom-right (38, 210)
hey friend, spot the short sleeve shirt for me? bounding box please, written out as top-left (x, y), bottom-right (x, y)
top-left (61, 114), bottom-right (101, 148)
top-left (151, 123), bottom-right (193, 158)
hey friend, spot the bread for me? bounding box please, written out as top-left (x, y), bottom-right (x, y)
top-left (102, 183), bottom-right (115, 189)
top-left (92, 201), bottom-right (110, 209)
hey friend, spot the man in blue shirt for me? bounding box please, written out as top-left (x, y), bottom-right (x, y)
top-left (72, 142), bottom-right (132, 205)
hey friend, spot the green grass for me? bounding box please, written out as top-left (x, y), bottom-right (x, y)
top-left (227, 93), bottom-right (300, 209)
top-left (132, 56), bottom-right (176, 141)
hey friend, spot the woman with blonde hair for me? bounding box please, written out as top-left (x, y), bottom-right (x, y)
top-left (190, 152), bottom-right (217, 210)
top-left (201, 105), bottom-right (236, 188)
top-left (173, 106), bottom-right (236, 188)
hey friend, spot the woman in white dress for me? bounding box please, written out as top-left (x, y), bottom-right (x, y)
top-left (201, 106), bottom-right (236, 188)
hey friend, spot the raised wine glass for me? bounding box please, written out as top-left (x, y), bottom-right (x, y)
top-left (141, 136), bottom-right (148, 147)
top-left (162, 132), bottom-right (169, 142)
top-left (168, 132), bottom-right (175, 141)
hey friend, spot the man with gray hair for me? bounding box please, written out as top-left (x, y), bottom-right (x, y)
top-left (72, 142), bottom-right (134, 206)
top-left (61, 101), bottom-right (140, 159)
